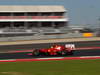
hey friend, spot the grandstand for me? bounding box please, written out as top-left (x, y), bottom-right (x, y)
top-left (0, 5), bottom-right (68, 37)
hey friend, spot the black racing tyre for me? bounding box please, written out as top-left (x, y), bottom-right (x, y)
top-left (57, 50), bottom-right (67, 56)
top-left (68, 51), bottom-right (74, 55)
top-left (32, 50), bottom-right (40, 56)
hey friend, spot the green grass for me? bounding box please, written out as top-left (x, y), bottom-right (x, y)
top-left (0, 59), bottom-right (100, 75)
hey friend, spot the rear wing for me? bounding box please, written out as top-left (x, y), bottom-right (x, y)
top-left (65, 44), bottom-right (75, 50)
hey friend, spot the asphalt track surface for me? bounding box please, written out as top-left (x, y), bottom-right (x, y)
top-left (0, 41), bottom-right (100, 52)
top-left (0, 41), bottom-right (100, 60)
top-left (0, 49), bottom-right (100, 59)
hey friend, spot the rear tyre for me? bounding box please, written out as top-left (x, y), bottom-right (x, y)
top-left (68, 51), bottom-right (74, 55)
top-left (58, 50), bottom-right (67, 56)
top-left (32, 50), bottom-right (40, 56)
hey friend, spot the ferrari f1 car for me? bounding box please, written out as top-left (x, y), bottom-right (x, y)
top-left (32, 44), bottom-right (75, 56)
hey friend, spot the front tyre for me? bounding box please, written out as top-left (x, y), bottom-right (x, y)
top-left (32, 50), bottom-right (40, 56)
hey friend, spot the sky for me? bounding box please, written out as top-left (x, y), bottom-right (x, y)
top-left (0, 0), bottom-right (100, 28)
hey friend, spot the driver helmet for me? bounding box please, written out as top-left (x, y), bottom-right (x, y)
top-left (52, 44), bottom-right (59, 48)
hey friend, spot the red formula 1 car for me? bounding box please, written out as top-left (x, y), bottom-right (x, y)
top-left (32, 44), bottom-right (75, 56)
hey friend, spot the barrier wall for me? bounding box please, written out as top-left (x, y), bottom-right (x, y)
top-left (0, 33), bottom-right (97, 42)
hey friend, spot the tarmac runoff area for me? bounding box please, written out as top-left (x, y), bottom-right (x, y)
top-left (0, 37), bottom-right (100, 46)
